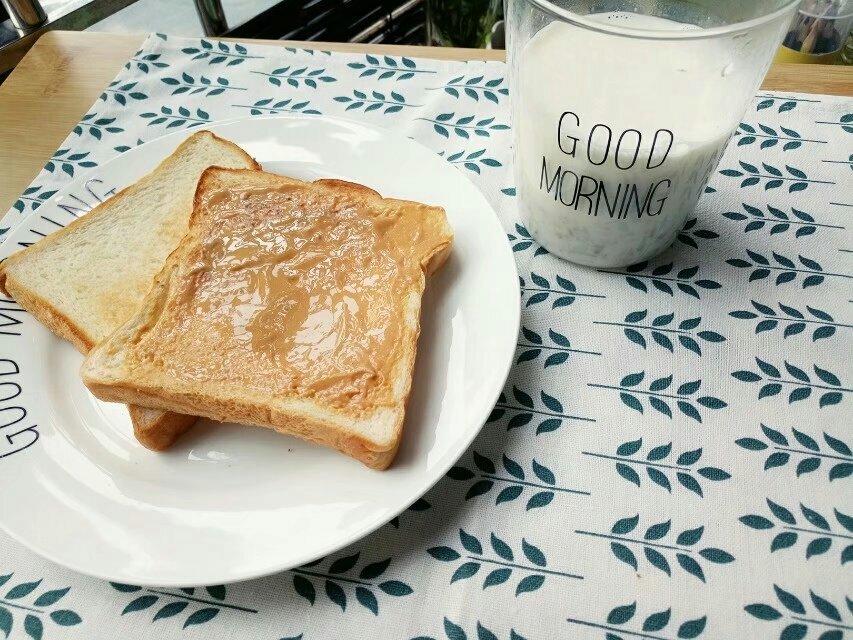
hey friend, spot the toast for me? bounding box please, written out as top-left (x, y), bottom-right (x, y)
top-left (81, 168), bottom-right (453, 468)
top-left (0, 131), bottom-right (260, 449)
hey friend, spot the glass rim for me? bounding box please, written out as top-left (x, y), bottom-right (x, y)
top-left (519, 0), bottom-right (801, 40)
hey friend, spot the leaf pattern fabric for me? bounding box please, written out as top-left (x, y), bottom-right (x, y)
top-left (0, 33), bottom-right (851, 640)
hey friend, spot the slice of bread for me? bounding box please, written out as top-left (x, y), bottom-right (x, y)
top-left (81, 168), bottom-right (453, 469)
top-left (0, 131), bottom-right (260, 449)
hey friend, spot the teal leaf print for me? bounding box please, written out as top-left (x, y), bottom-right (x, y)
top-left (181, 39), bottom-right (261, 65)
top-left (205, 585), bottom-right (225, 600)
top-left (100, 79), bottom-right (148, 105)
top-left (184, 608), bottom-right (219, 628)
top-left (726, 251), bottom-right (833, 288)
top-left (745, 585), bottom-right (848, 638)
top-left (488, 386), bottom-right (594, 434)
top-left (608, 602), bottom-right (637, 624)
top-left (507, 223), bottom-right (548, 256)
top-left (676, 217), bottom-right (719, 248)
top-left (645, 547), bottom-right (671, 575)
top-left (0, 606), bottom-right (10, 638)
top-left (491, 533), bottom-right (513, 560)
top-left (452, 563), bottom-right (480, 583)
top-left (7, 581), bottom-right (42, 599)
top-left (610, 543), bottom-right (637, 569)
top-left (44, 149), bottom-right (97, 177)
top-left (347, 54), bottom-right (435, 80)
top-left (515, 575), bottom-right (545, 596)
top-left (162, 73), bottom-right (246, 96)
top-left (355, 587), bottom-right (378, 614)
top-left (461, 529), bottom-right (483, 554)
top-left (522, 539), bottom-right (546, 566)
top-left (519, 272), bottom-right (604, 308)
top-left (734, 122), bottom-right (820, 151)
top-left (123, 595), bottom-right (158, 614)
top-left (329, 552), bottom-right (360, 574)
top-left (419, 113), bottom-right (509, 139)
top-left (440, 148), bottom-right (502, 174)
top-left (251, 66), bottom-right (335, 88)
top-left (595, 309), bottom-right (725, 355)
top-left (124, 51), bottom-right (169, 73)
top-left (483, 569), bottom-right (511, 588)
top-left (729, 300), bottom-right (843, 342)
top-left (111, 582), bottom-right (248, 627)
top-left (569, 602), bottom-right (707, 638)
top-left (584, 440), bottom-right (729, 497)
top-left (0, 574), bottom-right (82, 637)
top-left (73, 113), bottom-right (124, 139)
top-left (49, 611), bottom-right (81, 626)
top-left (578, 516), bottom-right (732, 581)
top-left (446, 618), bottom-right (466, 640)
top-left (24, 614), bottom-right (41, 640)
top-left (428, 530), bottom-right (579, 592)
top-left (605, 261), bottom-right (720, 299)
top-left (359, 559), bottom-right (391, 580)
top-left (154, 601), bottom-right (189, 620)
top-left (32, 588), bottom-right (68, 607)
top-left (430, 75), bottom-right (509, 103)
top-left (645, 520), bottom-right (671, 539)
top-left (612, 514), bottom-right (639, 534)
top-left (754, 94), bottom-right (810, 112)
top-left (289, 553), bottom-right (411, 613)
top-left (722, 203), bottom-right (841, 238)
top-left (409, 618), bottom-right (526, 640)
top-left (732, 359), bottom-right (847, 407)
top-left (745, 604), bottom-right (782, 620)
top-left (678, 617), bottom-right (707, 638)
top-left (293, 574), bottom-right (316, 604)
top-left (834, 112), bottom-right (853, 133)
top-left (140, 106), bottom-right (211, 129)
top-left (810, 592), bottom-right (841, 621)
top-left (590, 372), bottom-right (725, 422)
top-left (233, 98), bottom-right (321, 115)
top-left (11, 185), bottom-right (57, 214)
top-left (719, 161), bottom-right (832, 191)
top-left (676, 474), bottom-right (700, 494)
top-left (516, 325), bottom-right (601, 367)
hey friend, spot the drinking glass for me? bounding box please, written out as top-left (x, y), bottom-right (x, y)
top-left (508, 0), bottom-right (800, 267)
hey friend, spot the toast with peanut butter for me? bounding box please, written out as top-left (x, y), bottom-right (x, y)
top-left (0, 131), bottom-right (260, 450)
top-left (81, 168), bottom-right (453, 469)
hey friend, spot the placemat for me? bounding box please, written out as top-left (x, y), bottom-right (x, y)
top-left (1, 33), bottom-right (851, 640)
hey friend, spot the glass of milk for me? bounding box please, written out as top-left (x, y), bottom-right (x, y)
top-left (508, 0), bottom-right (799, 267)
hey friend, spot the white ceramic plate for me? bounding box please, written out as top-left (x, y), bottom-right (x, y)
top-left (0, 115), bottom-right (519, 586)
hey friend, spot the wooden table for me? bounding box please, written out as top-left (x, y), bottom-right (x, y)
top-left (1, 30), bottom-right (851, 213)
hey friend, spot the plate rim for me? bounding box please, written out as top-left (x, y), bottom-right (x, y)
top-left (0, 113), bottom-right (521, 586)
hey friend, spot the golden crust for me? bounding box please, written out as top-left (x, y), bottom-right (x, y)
top-left (128, 406), bottom-right (198, 451)
top-left (0, 131), bottom-right (259, 444)
top-left (2, 273), bottom-right (94, 354)
top-left (87, 378), bottom-right (400, 469)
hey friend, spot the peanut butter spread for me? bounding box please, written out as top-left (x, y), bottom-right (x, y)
top-left (130, 180), bottom-right (450, 414)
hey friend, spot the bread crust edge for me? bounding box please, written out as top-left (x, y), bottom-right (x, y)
top-left (0, 131), bottom-right (260, 445)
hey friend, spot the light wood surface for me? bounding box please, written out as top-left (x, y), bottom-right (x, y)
top-left (1, 30), bottom-right (850, 212)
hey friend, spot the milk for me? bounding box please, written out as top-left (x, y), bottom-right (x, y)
top-left (514, 12), bottom-right (738, 266)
